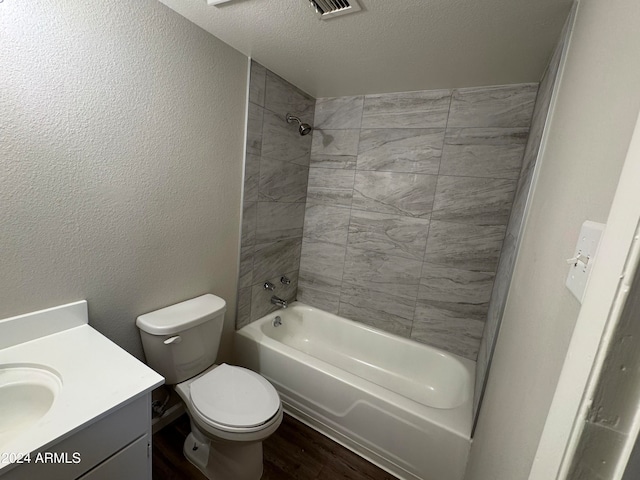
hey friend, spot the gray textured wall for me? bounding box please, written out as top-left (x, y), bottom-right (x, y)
top-left (297, 85), bottom-right (537, 360)
top-left (1, 0), bottom-right (248, 360)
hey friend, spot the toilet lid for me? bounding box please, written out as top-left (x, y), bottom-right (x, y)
top-left (190, 364), bottom-right (280, 428)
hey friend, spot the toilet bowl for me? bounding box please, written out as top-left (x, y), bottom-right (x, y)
top-left (136, 294), bottom-right (282, 480)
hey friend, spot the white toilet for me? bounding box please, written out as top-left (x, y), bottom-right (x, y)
top-left (136, 294), bottom-right (283, 480)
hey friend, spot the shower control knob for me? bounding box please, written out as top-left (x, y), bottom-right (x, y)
top-left (264, 281), bottom-right (275, 291)
top-left (280, 276), bottom-right (291, 285)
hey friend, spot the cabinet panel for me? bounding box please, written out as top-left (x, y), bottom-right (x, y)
top-left (77, 435), bottom-right (149, 480)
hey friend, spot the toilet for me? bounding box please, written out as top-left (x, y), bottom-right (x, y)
top-left (136, 294), bottom-right (283, 480)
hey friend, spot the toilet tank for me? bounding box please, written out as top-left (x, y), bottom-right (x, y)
top-left (136, 294), bottom-right (226, 384)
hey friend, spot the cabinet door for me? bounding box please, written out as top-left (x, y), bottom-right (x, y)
top-left (77, 435), bottom-right (149, 480)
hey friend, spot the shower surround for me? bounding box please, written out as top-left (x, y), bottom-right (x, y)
top-left (236, 60), bottom-right (539, 362)
top-left (297, 85), bottom-right (537, 360)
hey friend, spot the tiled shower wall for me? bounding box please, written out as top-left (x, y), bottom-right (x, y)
top-left (297, 85), bottom-right (538, 360)
top-left (236, 61), bottom-right (315, 328)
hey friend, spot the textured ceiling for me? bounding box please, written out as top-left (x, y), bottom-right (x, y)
top-left (158, 0), bottom-right (574, 98)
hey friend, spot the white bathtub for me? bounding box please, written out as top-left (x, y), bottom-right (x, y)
top-left (234, 302), bottom-right (474, 480)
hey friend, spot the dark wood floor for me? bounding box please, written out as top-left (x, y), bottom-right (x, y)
top-left (153, 413), bottom-right (397, 480)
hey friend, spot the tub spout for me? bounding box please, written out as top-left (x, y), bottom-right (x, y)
top-left (271, 296), bottom-right (288, 309)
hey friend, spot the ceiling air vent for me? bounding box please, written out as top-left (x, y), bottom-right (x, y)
top-left (307, 0), bottom-right (362, 20)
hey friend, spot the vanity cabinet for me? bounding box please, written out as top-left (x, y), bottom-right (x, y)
top-left (1, 395), bottom-right (152, 480)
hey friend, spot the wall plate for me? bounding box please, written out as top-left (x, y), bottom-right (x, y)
top-left (566, 221), bottom-right (606, 303)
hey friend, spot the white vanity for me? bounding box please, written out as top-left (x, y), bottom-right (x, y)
top-left (0, 301), bottom-right (164, 479)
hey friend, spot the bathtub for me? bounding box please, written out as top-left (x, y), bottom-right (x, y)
top-left (234, 302), bottom-right (474, 480)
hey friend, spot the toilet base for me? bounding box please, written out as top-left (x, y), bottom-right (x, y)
top-left (183, 431), bottom-right (264, 480)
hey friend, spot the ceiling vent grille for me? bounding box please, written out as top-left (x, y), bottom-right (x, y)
top-left (307, 0), bottom-right (362, 20)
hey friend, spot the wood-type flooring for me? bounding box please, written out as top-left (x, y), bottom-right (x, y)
top-left (152, 413), bottom-right (397, 480)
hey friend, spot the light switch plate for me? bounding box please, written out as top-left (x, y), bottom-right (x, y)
top-left (566, 221), bottom-right (606, 303)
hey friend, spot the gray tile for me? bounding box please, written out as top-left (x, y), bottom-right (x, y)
top-left (243, 153), bottom-right (260, 203)
top-left (567, 422), bottom-right (626, 480)
top-left (251, 270), bottom-right (299, 321)
top-left (297, 276), bottom-right (341, 314)
top-left (256, 202), bottom-right (306, 243)
top-left (339, 284), bottom-right (414, 337)
top-left (314, 96), bottom-right (364, 129)
top-left (298, 240), bottom-right (346, 292)
top-left (265, 70), bottom-right (315, 124)
top-left (307, 168), bottom-right (355, 207)
top-left (357, 128), bottom-right (445, 175)
top-left (258, 157), bottom-right (309, 203)
top-left (238, 245), bottom-right (254, 289)
top-left (311, 129), bottom-right (360, 157)
top-left (352, 171), bottom-right (437, 218)
top-left (362, 90), bottom-right (451, 128)
top-left (236, 287), bottom-right (253, 329)
top-left (440, 128), bottom-right (528, 179)
top-left (253, 237), bottom-right (302, 282)
top-left (246, 103), bottom-right (264, 156)
top-left (410, 310), bottom-right (484, 360)
top-left (448, 84), bottom-right (538, 128)
top-left (303, 204), bottom-right (351, 245)
top-left (262, 108), bottom-right (312, 166)
top-left (431, 176), bottom-right (517, 226)
top-left (419, 262), bottom-right (495, 306)
top-left (347, 210), bottom-right (430, 261)
top-left (424, 220), bottom-right (506, 272)
top-left (241, 202), bottom-right (257, 247)
top-left (309, 154), bottom-right (357, 170)
top-left (249, 60), bottom-right (266, 107)
top-left (342, 247), bottom-right (421, 299)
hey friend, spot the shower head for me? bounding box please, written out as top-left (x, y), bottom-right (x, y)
top-left (286, 113), bottom-right (313, 136)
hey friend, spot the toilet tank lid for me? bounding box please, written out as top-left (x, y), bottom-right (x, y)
top-left (136, 294), bottom-right (226, 336)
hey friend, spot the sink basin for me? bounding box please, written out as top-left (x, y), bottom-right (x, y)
top-left (0, 365), bottom-right (62, 448)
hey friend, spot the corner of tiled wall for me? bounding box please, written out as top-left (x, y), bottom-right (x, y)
top-left (237, 60), bottom-right (315, 330)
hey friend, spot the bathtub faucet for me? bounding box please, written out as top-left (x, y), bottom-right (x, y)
top-left (271, 296), bottom-right (288, 309)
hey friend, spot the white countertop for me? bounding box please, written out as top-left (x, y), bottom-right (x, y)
top-left (0, 301), bottom-right (164, 472)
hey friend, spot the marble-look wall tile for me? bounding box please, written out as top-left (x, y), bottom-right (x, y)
top-left (339, 284), bottom-right (414, 337)
top-left (250, 270), bottom-right (299, 321)
top-left (440, 128), bottom-right (528, 179)
top-left (410, 312), bottom-right (485, 360)
top-left (352, 171), bottom-right (437, 218)
top-left (262, 109), bottom-right (312, 166)
top-left (347, 210), bottom-right (430, 260)
top-left (361, 90), bottom-right (451, 129)
top-left (307, 168), bottom-right (355, 207)
top-left (309, 154), bottom-right (357, 170)
top-left (246, 103), bottom-right (264, 156)
top-left (243, 153), bottom-right (260, 203)
top-left (311, 129), bottom-right (360, 157)
top-left (303, 204), bottom-right (351, 245)
top-left (238, 245), bottom-right (254, 289)
top-left (258, 157), bottom-right (309, 203)
top-left (342, 247), bottom-right (421, 299)
top-left (236, 286), bottom-right (253, 330)
top-left (431, 176), bottom-right (517, 226)
top-left (298, 240), bottom-right (346, 294)
top-left (265, 70), bottom-right (315, 124)
top-left (357, 128), bottom-right (445, 175)
top-left (419, 262), bottom-right (495, 306)
top-left (314, 96), bottom-right (364, 129)
top-left (256, 202), bottom-right (306, 244)
top-left (249, 60), bottom-right (266, 107)
top-left (253, 237), bottom-right (302, 282)
top-left (448, 84), bottom-right (538, 128)
top-left (241, 202), bottom-right (257, 247)
top-left (297, 278), bottom-right (341, 314)
top-left (424, 220), bottom-right (506, 272)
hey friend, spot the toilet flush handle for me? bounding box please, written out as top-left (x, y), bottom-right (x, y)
top-left (163, 335), bottom-right (182, 345)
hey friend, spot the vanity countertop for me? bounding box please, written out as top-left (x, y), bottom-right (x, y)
top-left (0, 301), bottom-right (164, 473)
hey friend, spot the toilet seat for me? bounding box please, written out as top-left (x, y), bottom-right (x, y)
top-left (189, 364), bottom-right (280, 432)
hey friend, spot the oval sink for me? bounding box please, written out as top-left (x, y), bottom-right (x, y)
top-left (0, 365), bottom-right (62, 448)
